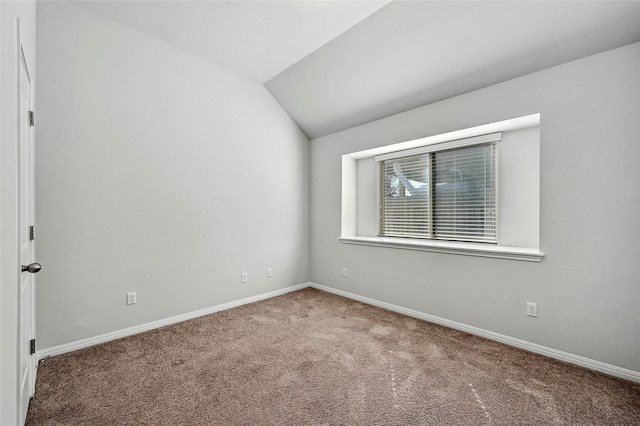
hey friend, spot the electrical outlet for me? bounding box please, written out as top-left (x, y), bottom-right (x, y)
top-left (267, 268), bottom-right (272, 277)
top-left (342, 267), bottom-right (347, 277)
top-left (526, 302), bottom-right (538, 317)
top-left (241, 272), bottom-right (248, 283)
top-left (126, 292), bottom-right (136, 305)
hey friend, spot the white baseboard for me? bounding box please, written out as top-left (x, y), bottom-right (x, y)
top-left (38, 282), bottom-right (311, 360)
top-left (310, 282), bottom-right (640, 384)
top-left (38, 281), bottom-right (639, 384)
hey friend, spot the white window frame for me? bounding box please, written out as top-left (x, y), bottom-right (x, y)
top-left (376, 133), bottom-right (499, 243)
top-left (339, 114), bottom-right (544, 262)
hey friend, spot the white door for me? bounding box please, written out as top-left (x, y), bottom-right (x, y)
top-left (18, 45), bottom-right (38, 425)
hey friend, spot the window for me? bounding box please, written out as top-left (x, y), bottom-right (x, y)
top-left (340, 114), bottom-right (543, 262)
top-left (376, 133), bottom-right (499, 243)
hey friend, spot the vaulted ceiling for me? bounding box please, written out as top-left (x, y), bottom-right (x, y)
top-left (74, 1), bottom-right (640, 139)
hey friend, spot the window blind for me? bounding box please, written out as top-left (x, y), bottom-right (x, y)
top-left (378, 134), bottom-right (498, 243)
top-left (379, 154), bottom-right (431, 238)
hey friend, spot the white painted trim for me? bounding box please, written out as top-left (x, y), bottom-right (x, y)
top-left (374, 132), bottom-right (501, 162)
top-left (346, 114), bottom-right (539, 160)
top-left (38, 281), bottom-right (639, 383)
top-left (37, 283), bottom-right (311, 360)
top-left (310, 282), bottom-right (640, 384)
top-left (341, 156), bottom-right (357, 237)
top-left (339, 236), bottom-right (544, 262)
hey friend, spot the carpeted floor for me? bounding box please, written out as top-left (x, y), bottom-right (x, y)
top-left (27, 288), bottom-right (640, 425)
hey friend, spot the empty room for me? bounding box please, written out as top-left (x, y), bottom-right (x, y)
top-left (1, 0), bottom-right (639, 425)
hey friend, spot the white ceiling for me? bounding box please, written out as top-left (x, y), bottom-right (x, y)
top-left (73, 1), bottom-right (640, 139)
top-left (267, 1), bottom-right (640, 138)
top-left (73, 0), bottom-right (390, 83)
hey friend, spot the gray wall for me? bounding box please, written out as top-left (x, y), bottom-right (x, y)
top-left (34, 1), bottom-right (640, 377)
top-left (310, 43), bottom-right (640, 372)
top-left (36, 1), bottom-right (309, 349)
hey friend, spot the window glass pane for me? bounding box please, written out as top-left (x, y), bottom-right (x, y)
top-left (433, 144), bottom-right (496, 242)
top-left (378, 142), bottom-right (497, 243)
top-left (380, 154), bottom-right (430, 238)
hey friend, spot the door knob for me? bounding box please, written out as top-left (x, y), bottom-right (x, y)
top-left (22, 263), bottom-right (42, 273)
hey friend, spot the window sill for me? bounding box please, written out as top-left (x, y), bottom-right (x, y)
top-left (339, 236), bottom-right (544, 262)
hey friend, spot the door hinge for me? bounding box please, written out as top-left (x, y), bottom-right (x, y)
top-left (29, 225), bottom-right (35, 241)
top-left (29, 110), bottom-right (35, 127)
top-left (30, 339), bottom-right (36, 355)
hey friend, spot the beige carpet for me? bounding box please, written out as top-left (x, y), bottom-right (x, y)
top-left (27, 288), bottom-right (640, 425)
